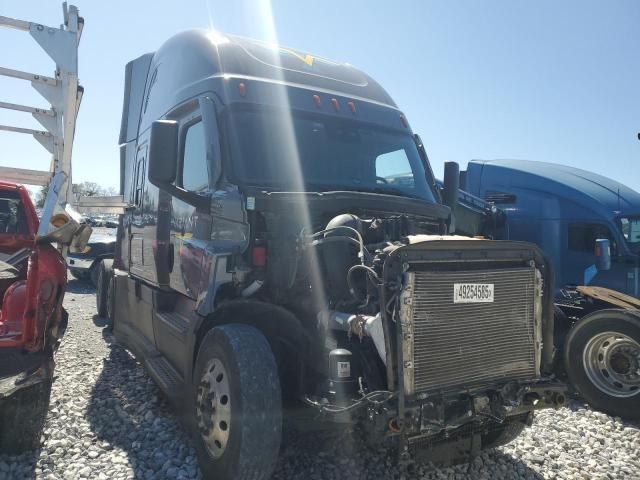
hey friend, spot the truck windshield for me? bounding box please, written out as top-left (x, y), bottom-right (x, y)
top-left (227, 108), bottom-right (436, 203)
top-left (619, 216), bottom-right (640, 253)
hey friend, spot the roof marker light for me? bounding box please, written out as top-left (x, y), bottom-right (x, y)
top-left (347, 101), bottom-right (356, 113)
top-left (238, 82), bottom-right (247, 97)
top-left (331, 98), bottom-right (340, 111)
top-left (313, 94), bottom-right (321, 107)
top-left (399, 113), bottom-right (408, 128)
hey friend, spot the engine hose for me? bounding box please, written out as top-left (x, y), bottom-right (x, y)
top-left (310, 236), bottom-right (364, 251)
top-left (303, 390), bottom-right (396, 414)
top-left (309, 226), bottom-right (366, 265)
top-left (347, 264), bottom-right (381, 301)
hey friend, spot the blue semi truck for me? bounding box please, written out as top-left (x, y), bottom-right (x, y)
top-left (463, 159), bottom-right (640, 298)
top-left (445, 159), bottom-right (640, 419)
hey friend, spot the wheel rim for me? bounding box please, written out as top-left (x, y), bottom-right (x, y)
top-left (196, 358), bottom-right (231, 459)
top-left (583, 331), bottom-right (640, 398)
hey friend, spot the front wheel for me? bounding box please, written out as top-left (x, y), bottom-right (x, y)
top-left (564, 309), bottom-right (640, 419)
top-left (192, 324), bottom-right (282, 480)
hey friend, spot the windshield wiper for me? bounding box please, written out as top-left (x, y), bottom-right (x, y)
top-left (254, 183), bottom-right (423, 201)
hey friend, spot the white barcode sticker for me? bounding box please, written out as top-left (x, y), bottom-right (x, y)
top-left (453, 283), bottom-right (494, 303)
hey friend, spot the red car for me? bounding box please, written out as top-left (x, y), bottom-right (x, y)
top-left (0, 181), bottom-right (67, 453)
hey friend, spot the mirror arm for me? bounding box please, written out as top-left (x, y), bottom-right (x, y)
top-left (162, 184), bottom-right (209, 211)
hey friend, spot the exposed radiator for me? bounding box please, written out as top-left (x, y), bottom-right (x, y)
top-left (399, 266), bottom-right (541, 395)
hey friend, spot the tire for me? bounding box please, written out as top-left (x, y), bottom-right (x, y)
top-left (0, 380), bottom-right (52, 454)
top-left (89, 261), bottom-right (100, 287)
top-left (96, 259), bottom-right (114, 318)
top-left (564, 309), bottom-right (640, 419)
top-left (192, 324), bottom-right (282, 480)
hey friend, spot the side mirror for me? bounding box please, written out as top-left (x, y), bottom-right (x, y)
top-left (442, 161), bottom-right (460, 209)
top-left (148, 120), bottom-right (178, 186)
top-left (595, 238), bottom-right (611, 271)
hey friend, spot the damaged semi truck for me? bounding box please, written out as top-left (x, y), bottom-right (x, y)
top-left (101, 30), bottom-right (566, 478)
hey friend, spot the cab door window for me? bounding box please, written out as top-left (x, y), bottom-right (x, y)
top-left (181, 120), bottom-right (208, 192)
top-left (568, 223), bottom-right (616, 254)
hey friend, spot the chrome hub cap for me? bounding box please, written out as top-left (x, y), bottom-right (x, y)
top-left (196, 358), bottom-right (231, 458)
top-left (583, 332), bottom-right (640, 398)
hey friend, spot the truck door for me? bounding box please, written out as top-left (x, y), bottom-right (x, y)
top-left (116, 142), bottom-right (157, 350)
top-left (129, 141), bottom-right (160, 285)
top-left (129, 145), bottom-right (146, 276)
top-left (157, 100), bottom-right (213, 298)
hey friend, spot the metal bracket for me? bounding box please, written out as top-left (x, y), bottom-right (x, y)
top-left (0, 66), bottom-right (57, 85)
top-left (32, 81), bottom-right (63, 111)
top-left (0, 167), bottom-right (54, 187)
top-left (1, 3), bottom-right (86, 249)
top-left (29, 23), bottom-right (77, 74)
top-left (0, 3), bottom-right (81, 199)
top-left (76, 195), bottom-right (131, 215)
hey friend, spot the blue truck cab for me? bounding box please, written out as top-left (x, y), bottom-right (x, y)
top-left (452, 159), bottom-right (640, 419)
top-left (463, 159), bottom-right (640, 298)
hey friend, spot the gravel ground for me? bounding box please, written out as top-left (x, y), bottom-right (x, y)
top-left (0, 281), bottom-right (638, 479)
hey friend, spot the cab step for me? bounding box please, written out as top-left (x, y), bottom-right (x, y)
top-left (154, 310), bottom-right (189, 341)
top-left (145, 355), bottom-right (184, 396)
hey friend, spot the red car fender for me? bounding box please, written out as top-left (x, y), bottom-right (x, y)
top-left (25, 244), bottom-right (67, 351)
top-left (0, 244), bottom-right (66, 350)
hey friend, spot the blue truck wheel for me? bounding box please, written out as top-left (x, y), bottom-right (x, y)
top-left (564, 309), bottom-right (640, 419)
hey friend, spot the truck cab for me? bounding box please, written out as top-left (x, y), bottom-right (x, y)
top-left (108, 30), bottom-right (564, 479)
top-left (463, 159), bottom-right (640, 297)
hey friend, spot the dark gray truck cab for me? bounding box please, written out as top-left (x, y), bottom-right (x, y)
top-left (108, 30), bottom-right (565, 478)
